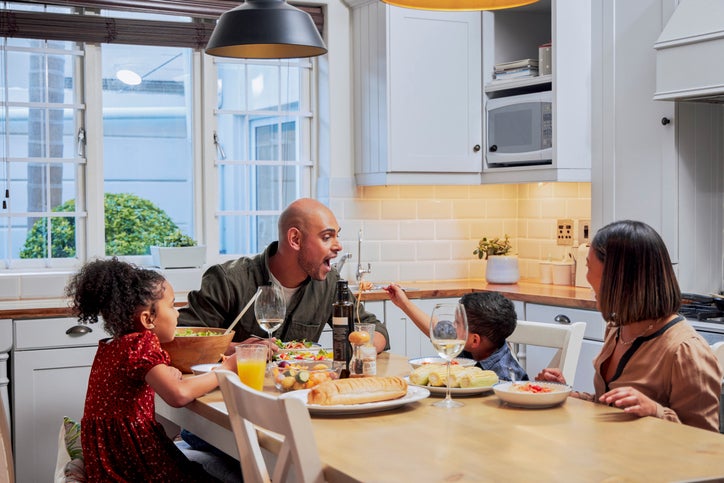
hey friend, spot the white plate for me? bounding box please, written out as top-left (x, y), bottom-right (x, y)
top-left (493, 381), bottom-right (572, 408)
top-left (407, 357), bottom-right (476, 369)
top-left (280, 385), bottom-right (430, 415)
top-left (403, 376), bottom-right (494, 396)
top-left (190, 363), bottom-right (221, 375)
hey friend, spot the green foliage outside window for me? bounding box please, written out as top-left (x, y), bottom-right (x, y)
top-left (20, 192), bottom-right (196, 258)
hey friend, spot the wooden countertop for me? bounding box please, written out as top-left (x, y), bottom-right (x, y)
top-left (0, 279), bottom-right (596, 320)
top-left (357, 279), bottom-right (597, 310)
top-left (156, 353), bottom-right (724, 482)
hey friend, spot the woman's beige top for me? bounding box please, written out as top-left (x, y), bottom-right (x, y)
top-left (593, 317), bottom-right (722, 431)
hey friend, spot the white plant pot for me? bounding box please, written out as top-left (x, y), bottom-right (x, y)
top-left (150, 245), bottom-right (206, 269)
top-left (485, 255), bottom-right (520, 284)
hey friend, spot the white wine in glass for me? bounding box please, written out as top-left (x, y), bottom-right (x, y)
top-left (429, 302), bottom-right (468, 408)
top-left (254, 285), bottom-right (286, 342)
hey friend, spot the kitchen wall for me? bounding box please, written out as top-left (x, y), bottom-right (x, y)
top-left (327, 179), bottom-right (591, 284)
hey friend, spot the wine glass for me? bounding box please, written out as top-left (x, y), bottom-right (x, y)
top-left (254, 285), bottom-right (286, 343)
top-left (429, 302), bottom-right (468, 408)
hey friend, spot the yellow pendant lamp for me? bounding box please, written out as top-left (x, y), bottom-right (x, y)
top-left (380, 0), bottom-right (539, 11)
top-left (206, 0), bottom-right (327, 59)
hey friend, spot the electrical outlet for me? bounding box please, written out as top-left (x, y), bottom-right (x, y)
top-left (578, 219), bottom-right (591, 245)
top-left (557, 219), bottom-right (574, 246)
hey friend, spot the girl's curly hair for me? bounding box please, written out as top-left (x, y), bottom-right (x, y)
top-left (65, 257), bottom-right (166, 337)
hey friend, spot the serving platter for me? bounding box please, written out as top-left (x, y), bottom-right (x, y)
top-left (280, 385), bottom-right (430, 415)
top-left (493, 381), bottom-right (572, 408)
top-left (407, 356), bottom-right (476, 369)
top-left (404, 376), bottom-right (494, 396)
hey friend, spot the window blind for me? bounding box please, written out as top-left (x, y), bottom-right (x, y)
top-left (0, 1), bottom-right (324, 49)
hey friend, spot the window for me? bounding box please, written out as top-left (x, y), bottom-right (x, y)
top-left (101, 43), bottom-right (195, 256)
top-left (0, 37), bottom-right (84, 268)
top-left (0, 3), bottom-right (319, 269)
top-left (214, 59), bottom-right (314, 256)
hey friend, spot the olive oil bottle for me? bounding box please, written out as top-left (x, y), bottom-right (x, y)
top-left (332, 280), bottom-right (353, 378)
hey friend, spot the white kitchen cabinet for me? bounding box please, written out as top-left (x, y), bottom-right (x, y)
top-left (12, 318), bottom-right (109, 483)
top-left (523, 303), bottom-right (605, 393)
top-left (0, 319), bottom-right (10, 431)
top-left (384, 297), bottom-right (524, 359)
top-left (385, 297), bottom-right (460, 358)
top-left (592, 0), bottom-right (723, 294)
top-left (347, 0), bottom-right (483, 185)
top-left (481, 0), bottom-right (591, 183)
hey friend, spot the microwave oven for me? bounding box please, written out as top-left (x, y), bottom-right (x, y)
top-left (485, 91), bottom-right (552, 167)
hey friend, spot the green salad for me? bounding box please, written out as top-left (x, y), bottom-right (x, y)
top-left (176, 328), bottom-right (220, 337)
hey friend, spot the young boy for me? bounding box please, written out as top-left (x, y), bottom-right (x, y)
top-left (385, 286), bottom-right (528, 381)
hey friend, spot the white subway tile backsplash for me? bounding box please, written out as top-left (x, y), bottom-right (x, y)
top-left (20, 273), bottom-right (71, 299)
top-left (0, 276), bottom-right (20, 300)
top-left (344, 182), bottom-right (590, 284)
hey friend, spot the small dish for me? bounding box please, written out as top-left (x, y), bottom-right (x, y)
top-left (493, 381), bottom-right (572, 408)
top-left (190, 363), bottom-right (221, 375)
top-left (407, 356), bottom-right (476, 369)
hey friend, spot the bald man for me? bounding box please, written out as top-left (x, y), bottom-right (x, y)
top-left (178, 198), bottom-right (389, 353)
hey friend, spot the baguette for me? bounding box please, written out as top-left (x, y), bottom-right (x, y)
top-left (307, 376), bottom-right (408, 405)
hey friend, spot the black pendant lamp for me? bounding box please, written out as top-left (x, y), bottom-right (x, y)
top-left (206, 0), bottom-right (327, 59)
top-left (380, 0), bottom-right (539, 11)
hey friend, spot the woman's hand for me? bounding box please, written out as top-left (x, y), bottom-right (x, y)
top-left (599, 386), bottom-right (658, 417)
top-left (535, 368), bottom-right (566, 384)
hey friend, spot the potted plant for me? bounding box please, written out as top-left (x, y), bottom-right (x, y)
top-left (150, 231), bottom-right (206, 269)
top-left (473, 234), bottom-right (519, 284)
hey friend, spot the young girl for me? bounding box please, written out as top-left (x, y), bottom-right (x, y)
top-left (66, 258), bottom-right (238, 482)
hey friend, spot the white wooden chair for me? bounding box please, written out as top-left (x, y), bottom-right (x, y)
top-left (215, 369), bottom-right (326, 483)
top-left (0, 397), bottom-right (13, 483)
top-left (508, 320), bottom-right (586, 385)
top-left (711, 342), bottom-right (724, 376)
top-left (710, 342), bottom-right (724, 433)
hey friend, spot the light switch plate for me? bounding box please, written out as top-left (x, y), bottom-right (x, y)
top-left (557, 219), bottom-right (574, 246)
top-left (578, 219), bottom-right (591, 244)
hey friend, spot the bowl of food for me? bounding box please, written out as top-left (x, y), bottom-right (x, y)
top-left (271, 359), bottom-right (338, 393)
top-left (275, 340), bottom-right (332, 362)
top-left (493, 381), bottom-right (572, 408)
top-left (161, 327), bottom-right (234, 374)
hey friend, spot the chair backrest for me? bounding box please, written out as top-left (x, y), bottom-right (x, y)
top-left (711, 341), bottom-right (724, 379)
top-left (215, 369), bottom-right (325, 483)
top-left (508, 320), bottom-right (586, 385)
top-left (0, 399), bottom-right (13, 483)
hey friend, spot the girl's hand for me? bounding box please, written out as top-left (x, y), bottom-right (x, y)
top-left (599, 386), bottom-right (658, 417)
top-left (535, 368), bottom-right (566, 384)
top-left (227, 338), bottom-right (279, 357)
top-left (219, 352), bottom-right (237, 372)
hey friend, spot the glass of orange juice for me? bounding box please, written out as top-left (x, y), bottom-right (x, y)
top-left (235, 344), bottom-right (269, 391)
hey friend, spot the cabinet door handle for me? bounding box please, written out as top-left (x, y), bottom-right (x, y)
top-left (661, 117), bottom-right (671, 125)
top-left (489, 144), bottom-right (498, 152)
top-left (554, 314), bottom-right (571, 325)
top-left (66, 325), bottom-right (92, 335)
top-left (473, 144), bottom-right (481, 152)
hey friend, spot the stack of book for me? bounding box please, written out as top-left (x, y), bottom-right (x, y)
top-left (493, 59), bottom-right (539, 81)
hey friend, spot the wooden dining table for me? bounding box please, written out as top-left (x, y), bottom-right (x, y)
top-left (156, 353), bottom-right (724, 482)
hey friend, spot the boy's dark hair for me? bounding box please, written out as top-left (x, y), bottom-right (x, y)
top-left (65, 257), bottom-right (166, 337)
top-left (459, 292), bottom-right (517, 349)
